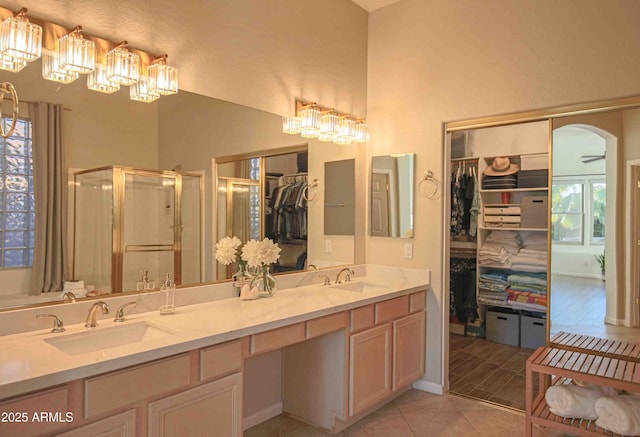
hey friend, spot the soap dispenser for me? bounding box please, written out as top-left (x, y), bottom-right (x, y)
top-left (137, 269), bottom-right (155, 291)
top-left (160, 273), bottom-right (175, 315)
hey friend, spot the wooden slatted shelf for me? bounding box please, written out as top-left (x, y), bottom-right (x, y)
top-left (525, 346), bottom-right (640, 437)
top-left (550, 332), bottom-right (640, 363)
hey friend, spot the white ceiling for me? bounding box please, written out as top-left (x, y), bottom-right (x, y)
top-left (351, 0), bottom-right (402, 12)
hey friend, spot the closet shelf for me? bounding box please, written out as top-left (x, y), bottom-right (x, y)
top-left (479, 226), bottom-right (548, 232)
top-left (479, 187), bottom-right (548, 193)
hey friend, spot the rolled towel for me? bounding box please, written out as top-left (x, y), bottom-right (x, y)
top-left (545, 384), bottom-right (609, 420)
top-left (595, 394), bottom-right (640, 435)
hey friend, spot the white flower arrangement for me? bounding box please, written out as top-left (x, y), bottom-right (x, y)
top-left (241, 238), bottom-right (281, 268)
top-left (214, 236), bottom-right (243, 265)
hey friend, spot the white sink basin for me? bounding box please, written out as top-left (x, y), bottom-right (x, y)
top-left (44, 321), bottom-right (174, 355)
top-left (332, 281), bottom-right (390, 293)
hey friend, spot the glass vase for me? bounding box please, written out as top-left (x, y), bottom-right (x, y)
top-left (250, 264), bottom-right (277, 297)
top-left (232, 260), bottom-right (252, 289)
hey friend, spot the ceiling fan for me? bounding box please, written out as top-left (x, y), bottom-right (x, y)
top-left (580, 153), bottom-right (605, 164)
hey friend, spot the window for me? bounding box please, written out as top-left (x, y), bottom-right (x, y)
top-left (551, 182), bottom-right (584, 244)
top-left (0, 118), bottom-right (35, 268)
top-left (551, 177), bottom-right (606, 246)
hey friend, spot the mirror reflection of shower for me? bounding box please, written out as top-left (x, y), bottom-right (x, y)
top-left (73, 166), bottom-right (203, 295)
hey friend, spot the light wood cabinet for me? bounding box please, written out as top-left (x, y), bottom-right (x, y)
top-left (349, 323), bottom-right (392, 416)
top-left (148, 373), bottom-right (242, 437)
top-left (56, 409), bottom-right (136, 437)
top-left (393, 311), bottom-right (426, 390)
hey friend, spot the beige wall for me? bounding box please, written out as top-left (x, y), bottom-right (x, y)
top-left (367, 0), bottom-right (640, 388)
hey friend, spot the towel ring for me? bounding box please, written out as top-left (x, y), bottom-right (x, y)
top-left (418, 171), bottom-right (439, 199)
top-left (0, 82), bottom-right (18, 139)
top-left (303, 178), bottom-right (319, 201)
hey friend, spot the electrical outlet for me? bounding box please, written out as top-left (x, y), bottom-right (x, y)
top-left (403, 243), bottom-right (413, 259)
top-left (325, 240), bottom-right (332, 253)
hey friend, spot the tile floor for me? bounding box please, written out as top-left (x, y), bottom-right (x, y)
top-left (245, 389), bottom-right (564, 436)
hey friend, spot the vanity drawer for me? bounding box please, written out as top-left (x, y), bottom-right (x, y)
top-left (200, 340), bottom-right (243, 381)
top-left (350, 305), bottom-right (374, 332)
top-left (85, 354), bottom-right (191, 418)
top-left (0, 386), bottom-right (70, 437)
top-left (375, 295), bottom-right (409, 325)
top-left (251, 322), bottom-right (305, 355)
top-left (410, 291), bottom-right (426, 313)
top-left (306, 312), bottom-right (348, 339)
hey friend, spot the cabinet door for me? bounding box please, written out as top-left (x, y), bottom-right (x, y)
top-left (349, 323), bottom-right (391, 416)
top-left (393, 311), bottom-right (426, 391)
top-left (56, 409), bottom-right (136, 437)
top-left (148, 373), bottom-right (242, 437)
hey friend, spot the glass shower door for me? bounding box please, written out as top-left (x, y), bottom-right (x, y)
top-left (122, 172), bottom-right (177, 292)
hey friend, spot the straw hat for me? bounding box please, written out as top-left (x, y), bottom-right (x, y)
top-left (483, 157), bottom-right (520, 176)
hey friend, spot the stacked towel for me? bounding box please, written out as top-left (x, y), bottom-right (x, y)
top-left (510, 248), bottom-right (547, 273)
top-left (60, 280), bottom-right (88, 298)
top-left (506, 271), bottom-right (547, 311)
top-left (595, 394), bottom-right (640, 435)
top-left (545, 384), bottom-right (613, 420)
top-left (478, 271), bottom-right (510, 305)
top-left (478, 231), bottom-right (522, 267)
top-left (522, 233), bottom-right (547, 251)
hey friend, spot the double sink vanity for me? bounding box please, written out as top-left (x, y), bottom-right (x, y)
top-left (0, 265), bottom-right (430, 436)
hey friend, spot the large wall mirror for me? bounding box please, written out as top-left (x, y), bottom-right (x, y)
top-left (0, 59), bottom-right (356, 311)
top-left (369, 153), bottom-right (414, 238)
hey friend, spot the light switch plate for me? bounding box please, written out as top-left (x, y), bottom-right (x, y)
top-left (325, 240), bottom-right (332, 253)
top-left (403, 243), bottom-right (413, 259)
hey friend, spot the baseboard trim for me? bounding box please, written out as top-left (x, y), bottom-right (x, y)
top-left (412, 379), bottom-right (444, 395)
top-left (243, 402), bottom-right (283, 431)
top-left (605, 316), bottom-right (625, 326)
top-left (551, 270), bottom-right (602, 280)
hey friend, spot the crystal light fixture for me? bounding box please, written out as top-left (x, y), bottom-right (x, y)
top-left (0, 8), bottom-right (42, 62)
top-left (87, 63), bottom-right (120, 93)
top-left (319, 113), bottom-right (340, 142)
top-left (58, 26), bottom-right (95, 74)
top-left (335, 117), bottom-right (355, 144)
top-left (148, 55), bottom-right (178, 95)
top-left (42, 49), bottom-right (79, 84)
top-left (107, 42), bottom-right (140, 86)
top-left (130, 74), bottom-right (159, 103)
top-left (283, 100), bottom-right (369, 145)
top-left (354, 121), bottom-right (370, 143)
top-left (282, 116), bottom-right (301, 135)
top-left (300, 106), bottom-right (321, 138)
top-left (0, 52), bottom-right (26, 72)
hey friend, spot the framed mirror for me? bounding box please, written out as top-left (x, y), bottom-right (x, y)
top-left (369, 153), bottom-right (414, 238)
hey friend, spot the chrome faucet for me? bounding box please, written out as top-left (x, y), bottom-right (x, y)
top-left (114, 302), bottom-right (136, 323)
top-left (62, 291), bottom-right (77, 302)
top-left (85, 301), bottom-right (110, 328)
top-left (335, 268), bottom-right (355, 284)
top-left (319, 274), bottom-right (331, 286)
top-left (37, 314), bottom-right (65, 333)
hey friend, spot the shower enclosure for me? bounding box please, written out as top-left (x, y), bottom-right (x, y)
top-left (73, 166), bottom-right (203, 294)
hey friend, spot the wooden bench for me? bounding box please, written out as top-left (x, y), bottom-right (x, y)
top-left (550, 331), bottom-right (640, 362)
top-left (525, 345), bottom-right (640, 437)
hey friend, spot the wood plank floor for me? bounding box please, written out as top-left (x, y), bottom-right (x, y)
top-left (550, 274), bottom-right (640, 342)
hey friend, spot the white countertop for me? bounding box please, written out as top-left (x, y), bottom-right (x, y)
top-left (0, 266), bottom-right (430, 400)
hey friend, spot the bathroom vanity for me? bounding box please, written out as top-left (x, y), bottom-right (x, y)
top-left (0, 266), bottom-right (429, 436)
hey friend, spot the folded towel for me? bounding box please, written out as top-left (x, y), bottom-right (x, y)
top-left (545, 384), bottom-right (608, 419)
top-left (239, 284), bottom-right (259, 300)
top-left (63, 280), bottom-right (85, 290)
top-left (595, 395), bottom-right (640, 435)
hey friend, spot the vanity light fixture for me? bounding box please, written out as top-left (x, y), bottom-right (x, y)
top-left (58, 26), bottom-right (95, 74)
top-left (107, 41), bottom-right (140, 86)
top-left (0, 8), bottom-right (41, 63)
top-left (148, 55), bottom-right (178, 96)
top-left (300, 105), bottom-right (322, 138)
top-left (130, 74), bottom-right (159, 103)
top-left (42, 49), bottom-right (79, 84)
top-left (0, 52), bottom-right (26, 72)
top-left (282, 99), bottom-right (369, 145)
top-left (87, 63), bottom-right (120, 93)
